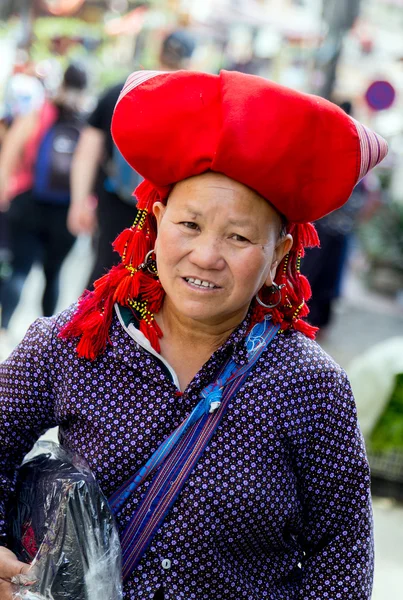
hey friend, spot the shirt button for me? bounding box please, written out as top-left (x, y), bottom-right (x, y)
top-left (161, 559), bottom-right (171, 570)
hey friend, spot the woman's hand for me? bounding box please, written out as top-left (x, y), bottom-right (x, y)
top-left (67, 196), bottom-right (97, 236)
top-left (0, 547), bottom-right (32, 600)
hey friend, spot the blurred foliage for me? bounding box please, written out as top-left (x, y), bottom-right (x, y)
top-left (378, 168), bottom-right (393, 191)
top-left (29, 16), bottom-right (131, 92)
top-left (31, 17), bottom-right (105, 61)
top-left (369, 373), bottom-right (403, 452)
top-left (34, 17), bottom-right (104, 40)
top-left (358, 201), bottom-right (403, 271)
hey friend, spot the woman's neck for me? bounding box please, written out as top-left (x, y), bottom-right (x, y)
top-left (154, 300), bottom-right (247, 391)
top-left (155, 299), bottom-right (246, 355)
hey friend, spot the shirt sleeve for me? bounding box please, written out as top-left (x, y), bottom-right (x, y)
top-left (0, 318), bottom-right (59, 545)
top-left (87, 94), bottom-right (105, 130)
top-left (293, 370), bottom-right (373, 599)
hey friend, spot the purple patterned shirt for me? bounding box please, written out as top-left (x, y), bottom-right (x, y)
top-left (0, 305), bottom-right (373, 599)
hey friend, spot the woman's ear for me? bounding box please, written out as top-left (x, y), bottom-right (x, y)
top-left (152, 201), bottom-right (167, 229)
top-left (265, 234), bottom-right (293, 286)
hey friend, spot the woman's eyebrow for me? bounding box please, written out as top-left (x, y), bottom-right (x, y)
top-left (227, 217), bottom-right (254, 228)
top-left (180, 209), bottom-right (256, 229)
top-left (181, 206), bottom-right (202, 219)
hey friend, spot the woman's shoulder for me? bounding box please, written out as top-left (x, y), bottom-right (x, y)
top-left (255, 330), bottom-right (357, 436)
top-left (32, 303), bottom-right (78, 336)
top-left (6, 304), bottom-right (79, 361)
top-left (272, 328), bottom-right (345, 377)
top-left (260, 328), bottom-right (350, 399)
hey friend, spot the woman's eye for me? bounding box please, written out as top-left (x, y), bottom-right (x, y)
top-left (230, 233), bottom-right (250, 243)
top-left (180, 221), bottom-right (199, 231)
top-left (179, 221), bottom-right (199, 231)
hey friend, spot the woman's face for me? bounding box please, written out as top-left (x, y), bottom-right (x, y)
top-left (153, 172), bottom-right (293, 328)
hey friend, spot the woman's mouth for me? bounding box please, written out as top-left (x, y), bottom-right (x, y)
top-left (184, 277), bottom-right (220, 289)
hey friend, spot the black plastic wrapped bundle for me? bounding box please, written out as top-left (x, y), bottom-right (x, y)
top-left (8, 441), bottom-right (122, 600)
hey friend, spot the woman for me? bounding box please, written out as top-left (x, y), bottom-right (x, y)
top-left (0, 70), bottom-right (388, 599)
top-left (0, 63), bottom-right (87, 334)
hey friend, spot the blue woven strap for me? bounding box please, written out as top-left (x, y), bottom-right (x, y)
top-left (109, 315), bottom-right (279, 513)
top-left (110, 316), bottom-right (280, 580)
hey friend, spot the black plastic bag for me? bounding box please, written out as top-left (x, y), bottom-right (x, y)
top-left (8, 441), bottom-right (122, 600)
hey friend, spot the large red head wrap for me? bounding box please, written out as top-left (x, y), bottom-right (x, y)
top-left (61, 70), bottom-right (388, 359)
top-left (112, 70), bottom-right (387, 222)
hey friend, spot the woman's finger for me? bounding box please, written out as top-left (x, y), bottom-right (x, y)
top-left (0, 547), bottom-right (30, 581)
top-left (0, 578), bottom-right (14, 600)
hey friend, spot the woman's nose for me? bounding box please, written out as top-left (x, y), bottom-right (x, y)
top-left (188, 235), bottom-right (225, 270)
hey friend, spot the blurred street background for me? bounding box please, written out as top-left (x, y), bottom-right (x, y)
top-left (1, 1), bottom-right (403, 598)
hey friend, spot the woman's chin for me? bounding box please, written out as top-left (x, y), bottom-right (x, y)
top-left (175, 305), bottom-right (223, 324)
top-left (166, 296), bottom-right (248, 328)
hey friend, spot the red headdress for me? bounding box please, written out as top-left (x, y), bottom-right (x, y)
top-left (60, 70), bottom-right (388, 360)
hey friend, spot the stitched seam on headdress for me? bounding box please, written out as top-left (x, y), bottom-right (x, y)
top-left (117, 71), bottom-right (169, 104)
top-left (352, 117), bottom-right (388, 183)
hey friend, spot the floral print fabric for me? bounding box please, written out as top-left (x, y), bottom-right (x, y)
top-left (0, 306), bottom-right (373, 599)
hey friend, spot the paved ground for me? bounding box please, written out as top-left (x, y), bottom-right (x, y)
top-left (3, 238), bottom-right (403, 599)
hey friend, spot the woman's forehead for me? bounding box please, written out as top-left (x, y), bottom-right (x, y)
top-left (169, 173), bottom-right (282, 226)
top-left (172, 172), bottom-right (249, 194)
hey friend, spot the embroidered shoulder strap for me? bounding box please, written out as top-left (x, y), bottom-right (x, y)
top-left (109, 316), bottom-right (280, 581)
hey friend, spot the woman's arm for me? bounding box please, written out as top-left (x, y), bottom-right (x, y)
top-left (67, 125), bottom-right (104, 235)
top-left (0, 111), bottom-right (37, 210)
top-left (0, 318), bottom-right (59, 546)
top-left (293, 371), bottom-right (373, 599)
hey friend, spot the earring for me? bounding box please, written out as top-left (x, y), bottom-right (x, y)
top-left (137, 249), bottom-right (158, 275)
top-left (255, 283), bottom-right (284, 309)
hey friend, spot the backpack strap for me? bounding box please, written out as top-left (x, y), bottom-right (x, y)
top-left (109, 316), bottom-right (280, 581)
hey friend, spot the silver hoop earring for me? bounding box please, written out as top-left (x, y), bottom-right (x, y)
top-left (255, 283), bottom-right (284, 309)
top-left (137, 249), bottom-right (158, 275)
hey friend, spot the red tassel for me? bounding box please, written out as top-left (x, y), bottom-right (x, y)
top-left (67, 291), bottom-right (116, 361)
top-left (112, 227), bottom-right (135, 258)
top-left (249, 219), bottom-right (320, 340)
top-left (59, 178), bottom-right (172, 360)
top-left (93, 264), bottom-right (126, 294)
top-left (121, 229), bottom-right (149, 267)
top-left (293, 319), bottom-right (318, 339)
top-left (113, 271), bottom-right (141, 304)
top-left (297, 273), bottom-right (312, 301)
top-left (134, 179), bottom-right (171, 211)
top-left (139, 319), bottom-right (161, 353)
top-left (137, 274), bottom-right (164, 312)
top-left (289, 222), bottom-right (320, 250)
top-left (59, 265), bottom-right (123, 358)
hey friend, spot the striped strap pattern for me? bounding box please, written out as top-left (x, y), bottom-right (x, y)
top-left (352, 117), bottom-right (388, 182)
top-left (119, 387), bottom-right (234, 581)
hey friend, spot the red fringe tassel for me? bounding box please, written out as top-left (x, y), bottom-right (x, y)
top-left (250, 222), bottom-right (320, 339)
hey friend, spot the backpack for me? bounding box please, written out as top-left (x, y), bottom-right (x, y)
top-left (104, 144), bottom-right (143, 205)
top-left (32, 111), bottom-right (82, 205)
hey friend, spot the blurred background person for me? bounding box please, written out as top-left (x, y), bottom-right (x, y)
top-left (0, 73), bottom-right (46, 321)
top-left (0, 63), bottom-right (88, 348)
top-left (67, 29), bottom-right (196, 287)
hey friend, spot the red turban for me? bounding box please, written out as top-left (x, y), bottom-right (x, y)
top-left (60, 70), bottom-right (388, 360)
top-left (111, 70), bottom-right (387, 223)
